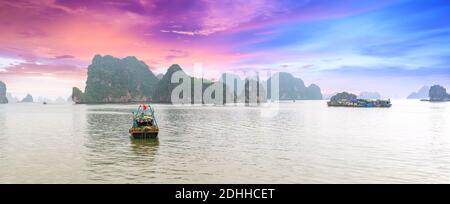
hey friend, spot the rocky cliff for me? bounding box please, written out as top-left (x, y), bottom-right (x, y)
top-left (72, 55), bottom-right (323, 104)
top-left (429, 85), bottom-right (450, 101)
top-left (152, 64), bottom-right (223, 104)
top-left (0, 81), bottom-right (8, 104)
top-left (21, 94), bottom-right (34, 103)
top-left (330, 92), bottom-right (357, 102)
top-left (243, 79), bottom-right (267, 103)
top-left (72, 55), bottom-right (159, 103)
top-left (151, 64), bottom-right (185, 103)
top-left (407, 86), bottom-right (430, 99)
top-left (266, 72), bottom-right (322, 100)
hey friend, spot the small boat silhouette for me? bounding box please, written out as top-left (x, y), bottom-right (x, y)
top-left (129, 104), bottom-right (159, 139)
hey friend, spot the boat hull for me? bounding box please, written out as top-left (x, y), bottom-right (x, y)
top-left (129, 128), bottom-right (159, 139)
top-left (327, 103), bottom-right (392, 108)
top-left (327, 100), bottom-right (392, 108)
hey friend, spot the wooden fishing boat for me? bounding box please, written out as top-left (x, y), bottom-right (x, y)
top-left (129, 104), bottom-right (159, 139)
top-left (327, 99), bottom-right (392, 108)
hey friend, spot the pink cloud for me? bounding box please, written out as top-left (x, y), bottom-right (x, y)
top-left (0, 63), bottom-right (86, 80)
top-left (0, 0), bottom-right (399, 97)
top-left (0, 0), bottom-right (392, 64)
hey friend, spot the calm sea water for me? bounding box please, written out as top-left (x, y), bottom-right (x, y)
top-left (0, 100), bottom-right (449, 183)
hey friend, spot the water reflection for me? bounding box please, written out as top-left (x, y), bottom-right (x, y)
top-left (1, 101), bottom-right (450, 183)
top-left (427, 103), bottom-right (450, 182)
top-left (84, 111), bottom-right (159, 183)
top-left (130, 138), bottom-right (160, 156)
top-left (0, 107), bottom-right (5, 160)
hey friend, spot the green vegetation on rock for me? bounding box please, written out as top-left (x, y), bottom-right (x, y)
top-left (152, 64), bottom-right (185, 103)
top-left (72, 55), bottom-right (159, 103)
top-left (330, 92), bottom-right (357, 102)
top-left (243, 79), bottom-right (267, 103)
top-left (152, 64), bottom-right (226, 104)
top-left (72, 55), bottom-right (323, 104)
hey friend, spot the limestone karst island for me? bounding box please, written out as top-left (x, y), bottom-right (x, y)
top-left (72, 55), bottom-right (323, 104)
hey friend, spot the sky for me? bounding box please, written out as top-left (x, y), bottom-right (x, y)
top-left (0, 0), bottom-right (449, 99)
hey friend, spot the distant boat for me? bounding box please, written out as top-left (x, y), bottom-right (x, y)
top-left (43, 102), bottom-right (47, 105)
top-left (327, 92), bottom-right (392, 108)
top-left (129, 104), bottom-right (159, 139)
top-left (328, 99), bottom-right (392, 108)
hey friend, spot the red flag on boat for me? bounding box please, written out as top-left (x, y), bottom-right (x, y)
top-left (143, 105), bottom-right (148, 111)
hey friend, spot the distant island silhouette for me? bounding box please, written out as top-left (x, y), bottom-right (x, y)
top-left (429, 85), bottom-right (450, 102)
top-left (72, 55), bottom-right (323, 104)
top-left (407, 86), bottom-right (430, 99)
top-left (407, 85), bottom-right (450, 102)
top-left (21, 94), bottom-right (34, 103)
top-left (0, 81), bottom-right (8, 104)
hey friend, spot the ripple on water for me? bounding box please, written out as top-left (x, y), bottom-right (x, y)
top-left (0, 101), bottom-right (450, 183)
